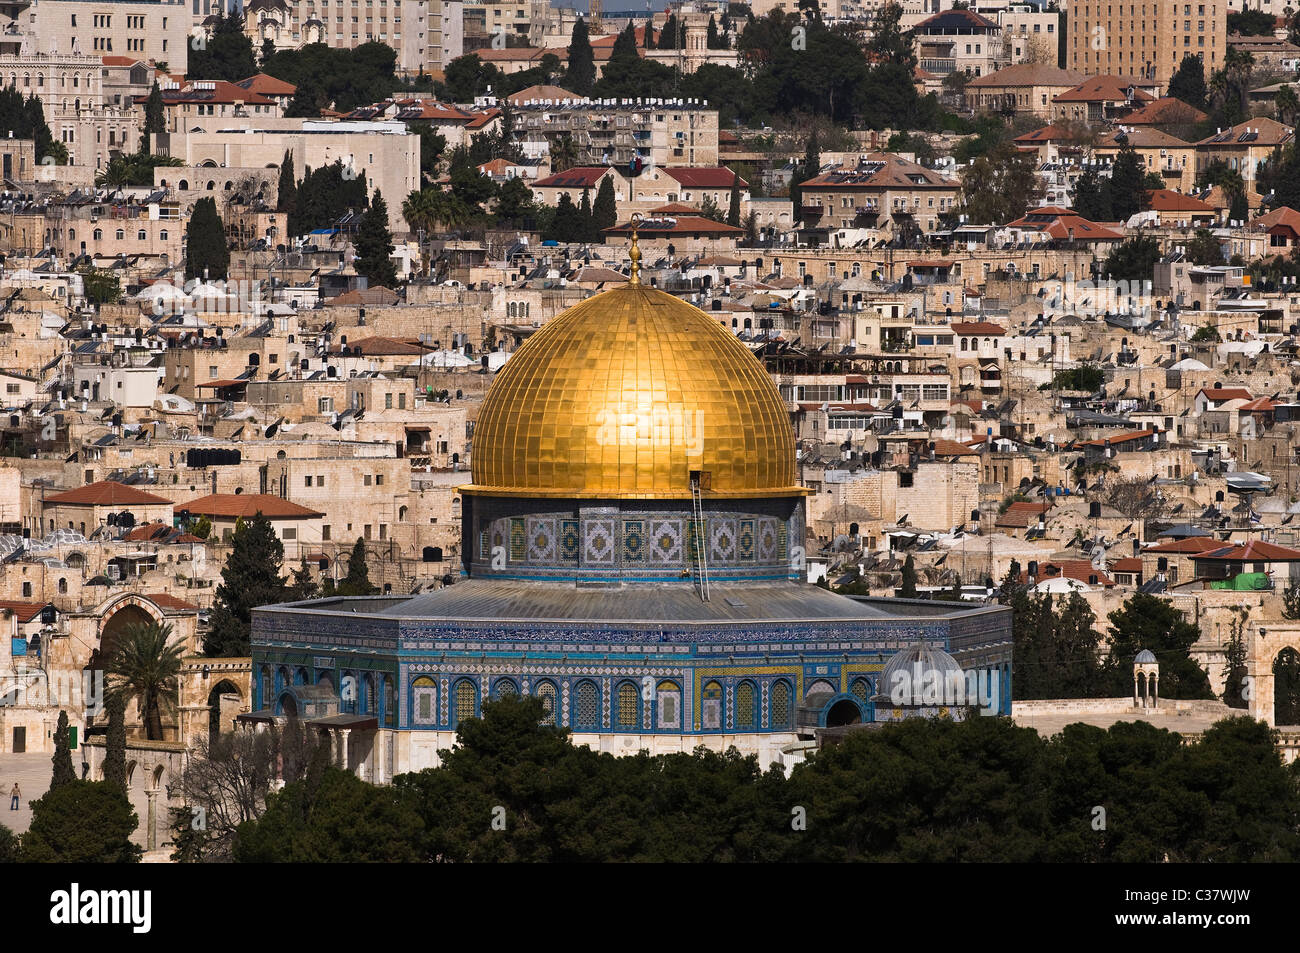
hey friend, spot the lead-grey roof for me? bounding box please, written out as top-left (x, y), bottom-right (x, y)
top-left (271, 580), bottom-right (986, 625)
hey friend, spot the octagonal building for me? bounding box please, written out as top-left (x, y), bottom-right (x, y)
top-left (248, 267), bottom-right (1013, 778)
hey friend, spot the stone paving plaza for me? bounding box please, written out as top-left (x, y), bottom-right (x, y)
top-left (0, 752), bottom-right (171, 861)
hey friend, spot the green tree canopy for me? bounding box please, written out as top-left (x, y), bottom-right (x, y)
top-left (1102, 592), bottom-right (1214, 700)
top-left (20, 781), bottom-right (142, 863)
top-left (353, 190), bottom-right (399, 288)
top-left (207, 513), bottom-right (287, 657)
top-left (185, 196), bottom-right (230, 281)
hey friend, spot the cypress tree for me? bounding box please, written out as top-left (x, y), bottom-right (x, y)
top-left (103, 693), bottom-right (127, 795)
top-left (289, 556), bottom-right (320, 600)
top-left (185, 196), bottom-right (230, 281)
top-left (579, 187), bottom-right (595, 242)
top-left (277, 149), bottom-right (297, 221)
top-left (707, 15), bottom-right (721, 49)
top-left (142, 81), bottom-right (166, 153)
top-left (567, 19), bottom-right (596, 95)
top-left (546, 192), bottom-right (582, 242)
top-left (51, 710), bottom-right (76, 790)
top-left (206, 513), bottom-right (287, 657)
top-left (791, 132), bottom-right (819, 217)
top-left (337, 539), bottom-right (378, 596)
top-left (658, 14), bottom-right (680, 49)
top-left (354, 190), bottom-right (399, 288)
top-left (727, 174), bottom-right (741, 227)
top-left (592, 175), bottom-right (618, 235)
top-left (899, 553), bottom-right (918, 598)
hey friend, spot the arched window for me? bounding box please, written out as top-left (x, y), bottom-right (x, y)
top-left (701, 680), bottom-right (723, 730)
top-left (851, 677), bottom-right (871, 703)
top-left (770, 680), bottom-right (792, 729)
top-left (58, 578), bottom-right (67, 593)
top-left (656, 680), bottom-right (681, 729)
top-left (259, 665), bottom-right (271, 708)
top-left (452, 678), bottom-right (478, 727)
top-left (137, 229), bottom-right (146, 241)
top-left (412, 675), bottom-right (436, 724)
top-left (536, 679), bottom-right (557, 726)
top-left (493, 677), bottom-right (518, 699)
top-left (615, 681), bottom-right (639, 729)
top-left (115, 229), bottom-right (124, 240)
top-left (363, 673), bottom-right (376, 714)
top-left (398, 505), bottom-right (408, 521)
top-left (93, 228), bottom-right (102, 241)
top-left (961, 338), bottom-right (968, 351)
top-left (574, 679), bottom-right (600, 729)
top-left (383, 674), bottom-right (395, 727)
top-left (316, 670), bottom-right (333, 691)
top-left (295, 667), bottom-right (308, 685)
top-left (179, 179), bottom-right (189, 190)
top-left (735, 680), bottom-right (757, 729)
top-left (276, 666), bottom-right (290, 693)
top-left (160, 230), bottom-right (168, 241)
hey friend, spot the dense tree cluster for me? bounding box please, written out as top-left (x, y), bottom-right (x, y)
top-left (0, 85), bottom-right (66, 164)
top-left (227, 695), bottom-right (1300, 863)
top-left (289, 160), bottom-right (369, 237)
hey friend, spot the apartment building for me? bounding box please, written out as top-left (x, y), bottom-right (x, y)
top-left (1067, 0), bottom-right (1227, 86)
top-left (510, 95), bottom-right (720, 168)
top-left (994, 4), bottom-right (1061, 65)
top-left (913, 8), bottom-right (1006, 78)
top-left (3, 0), bottom-right (191, 72)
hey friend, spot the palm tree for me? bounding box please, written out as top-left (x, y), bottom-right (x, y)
top-left (401, 188), bottom-right (439, 235)
top-left (1278, 84), bottom-right (1299, 126)
top-left (550, 133), bottom-right (579, 174)
top-left (434, 192), bottom-right (474, 231)
top-left (106, 620), bottom-right (184, 741)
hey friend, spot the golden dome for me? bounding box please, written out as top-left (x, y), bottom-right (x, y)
top-left (464, 282), bottom-right (802, 500)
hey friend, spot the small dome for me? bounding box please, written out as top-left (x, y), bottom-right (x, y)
top-left (1134, 649), bottom-right (1157, 664)
top-left (876, 640), bottom-right (965, 706)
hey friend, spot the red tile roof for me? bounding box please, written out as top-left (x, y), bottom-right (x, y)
top-left (1075, 428), bottom-right (1157, 448)
top-left (331, 335), bottom-right (430, 356)
top-left (1199, 387), bottom-right (1253, 402)
top-left (1253, 206), bottom-right (1300, 235)
top-left (1192, 540), bottom-right (1300, 562)
top-left (1146, 189), bottom-right (1215, 213)
top-left (181, 494), bottom-right (324, 520)
top-left (0, 601), bottom-right (52, 623)
top-left (950, 321), bottom-right (1006, 335)
top-left (1005, 207), bottom-right (1124, 240)
top-left (236, 73), bottom-right (297, 96)
top-left (44, 481), bottom-right (171, 507)
top-left (661, 167), bottom-right (747, 189)
top-left (1145, 536), bottom-right (1223, 554)
top-left (1121, 96), bottom-right (1208, 126)
top-left (533, 167), bottom-right (614, 189)
top-left (1054, 75), bottom-right (1156, 103)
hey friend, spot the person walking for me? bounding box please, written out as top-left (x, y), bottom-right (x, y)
top-left (9, 783), bottom-right (18, 811)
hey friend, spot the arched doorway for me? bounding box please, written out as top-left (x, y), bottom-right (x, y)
top-left (277, 691), bottom-right (298, 718)
top-left (207, 678), bottom-right (242, 745)
top-left (826, 698), bottom-right (863, 727)
top-left (1275, 648), bottom-right (1300, 726)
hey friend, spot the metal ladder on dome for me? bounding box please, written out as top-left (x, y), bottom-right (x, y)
top-left (690, 474), bottom-right (711, 603)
